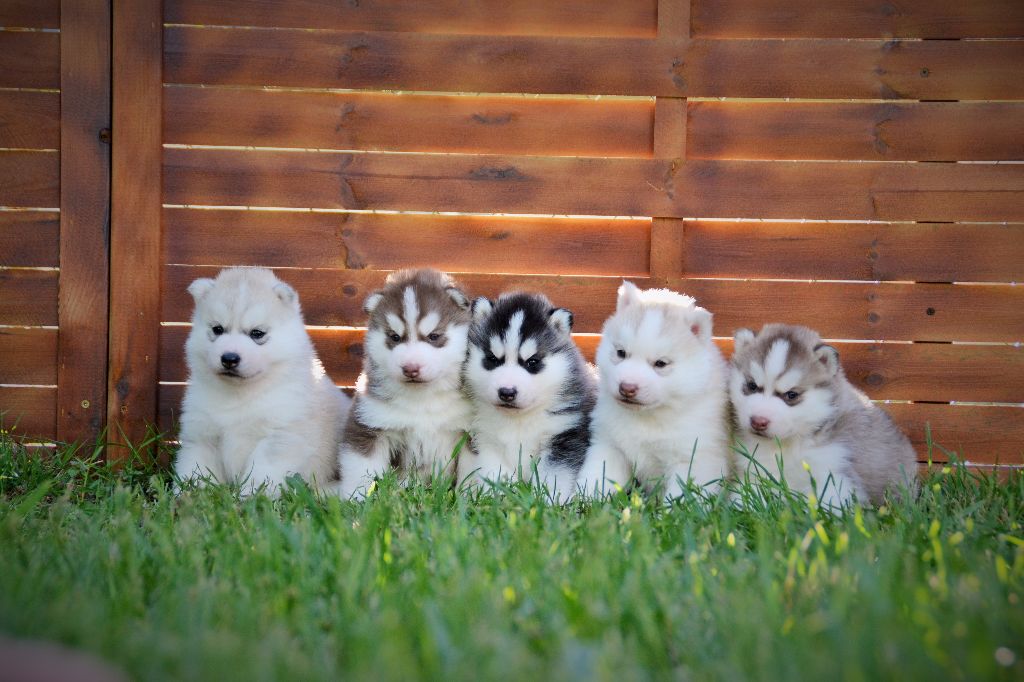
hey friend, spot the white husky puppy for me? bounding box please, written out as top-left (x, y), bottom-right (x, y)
top-left (174, 267), bottom-right (350, 495)
top-left (459, 292), bottom-right (596, 501)
top-left (576, 281), bottom-right (731, 499)
top-left (729, 324), bottom-right (917, 507)
top-left (336, 269), bottom-right (473, 498)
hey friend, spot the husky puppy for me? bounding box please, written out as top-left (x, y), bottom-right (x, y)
top-left (576, 282), bottom-right (731, 499)
top-left (459, 292), bottom-right (596, 501)
top-left (174, 267), bottom-right (350, 495)
top-left (336, 269), bottom-right (473, 498)
top-left (729, 324), bottom-right (917, 507)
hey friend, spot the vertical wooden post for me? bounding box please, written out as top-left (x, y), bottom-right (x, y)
top-left (107, 0), bottom-right (164, 457)
top-left (651, 0), bottom-right (690, 287)
top-left (58, 0), bottom-right (112, 444)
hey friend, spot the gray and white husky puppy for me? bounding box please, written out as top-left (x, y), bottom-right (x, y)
top-left (729, 324), bottom-right (917, 507)
top-left (337, 269), bottom-right (473, 498)
top-left (576, 281), bottom-right (731, 499)
top-left (459, 292), bottom-right (596, 501)
top-left (174, 267), bottom-right (350, 495)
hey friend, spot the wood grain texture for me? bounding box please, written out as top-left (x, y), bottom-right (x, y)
top-left (163, 148), bottom-right (1024, 222)
top-left (682, 221), bottom-right (1024, 283)
top-left (687, 102), bottom-right (1024, 162)
top-left (107, 0), bottom-right (163, 452)
top-left (164, 26), bottom-right (1024, 100)
top-left (0, 0), bottom-right (60, 29)
top-left (0, 386), bottom-right (57, 441)
top-left (0, 269), bottom-right (57, 326)
top-left (691, 0), bottom-right (1024, 39)
top-left (163, 86), bottom-right (654, 157)
top-left (886, 403), bottom-right (1024, 465)
top-left (0, 152), bottom-right (58, 207)
top-left (0, 91), bottom-right (60, 150)
top-left (58, 0), bottom-right (111, 443)
top-left (0, 31), bottom-right (59, 88)
top-left (163, 208), bottom-right (650, 276)
top-left (165, 0), bottom-right (658, 38)
top-left (0, 212), bottom-right (59, 267)
top-left (0, 327), bottom-right (58, 385)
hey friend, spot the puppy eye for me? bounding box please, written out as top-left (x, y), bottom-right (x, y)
top-left (211, 325), bottom-right (224, 336)
top-left (389, 332), bottom-right (402, 343)
top-left (525, 356), bottom-right (541, 370)
top-left (745, 380), bottom-right (760, 393)
top-left (485, 351), bottom-right (498, 362)
top-left (784, 390), bottom-right (801, 402)
top-left (249, 329), bottom-right (265, 341)
top-left (615, 348), bottom-right (626, 359)
top-left (653, 359), bottom-right (670, 369)
top-left (427, 332), bottom-right (441, 342)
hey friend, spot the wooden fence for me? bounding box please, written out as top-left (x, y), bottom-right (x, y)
top-left (1, 0), bottom-right (1022, 468)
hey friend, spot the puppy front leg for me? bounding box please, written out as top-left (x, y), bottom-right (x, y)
top-left (173, 437), bottom-right (223, 491)
top-left (337, 435), bottom-right (392, 500)
top-left (576, 440), bottom-right (630, 498)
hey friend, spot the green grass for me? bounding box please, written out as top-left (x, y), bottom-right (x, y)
top-left (0, 435), bottom-right (1022, 681)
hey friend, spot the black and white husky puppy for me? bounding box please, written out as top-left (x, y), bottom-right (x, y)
top-left (459, 292), bottom-right (596, 501)
top-left (729, 324), bottom-right (917, 507)
top-left (336, 269), bottom-right (473, 498)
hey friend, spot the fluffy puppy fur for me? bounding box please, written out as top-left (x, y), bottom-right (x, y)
top-left (576, 282), bottom-right (731, 499)
top-left (174, 267), bottom-right (350, 495)
top-left (459, 292), bottom-right (596, 501)
top-left (337, 269), bottom-right (473, 498)
top-left (729, 323), bottom-right (917, 507)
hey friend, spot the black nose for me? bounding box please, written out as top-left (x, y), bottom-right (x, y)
top-left (498, 387), bottom-right (517, 403)
top-left (221, 352), bottom-right (241, 369)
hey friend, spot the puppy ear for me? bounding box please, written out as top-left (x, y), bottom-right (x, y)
top-left (187, 278), bottom-right (216, 302)
top-left (548, 307), bottom-right (574, 336)
top-left (446, 286), bottom-right (470, 310)
top-left (734, 328), bottom-right (756, 353)
top-left (471, 297), bottom-right (493, 323)
top-left (688, 307), bottom-right (713, 344)
top-left (273, 281), bottom-right (299, 309)
top-left (813, 343), bottom-right (841, 377)
top-left (616, 280), bottom-right (641, 312)
top-left (362, 291), bottom-right (384, 314)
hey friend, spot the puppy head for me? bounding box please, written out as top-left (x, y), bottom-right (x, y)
top-left (185, 267), bottom-right (310, 383)
top-left (597, 282), bottom-right (716, 408)
top-left (729, 324), bottom-right (841, 441)
top-left (362, 269), bottom-right (471, 387)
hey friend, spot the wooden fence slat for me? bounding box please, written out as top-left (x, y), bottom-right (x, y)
top-left (0, 152), bottom-right (59, 208)
top-left (163, 148), bottom-right (1024, 222)
top-left (107, 0), bottom-right (163, 453)
top-left (0, 1), bottom-right (60, 29)
top-left (0, 327), bottom-right (58, 385)
top-left (687, 102), bottom-right (1024, 162)
top-left (886, 404), bottom-right (1024, 465)
top-left (0, 212), bottom-right (59, 267)
top-left (0, 386), bottom-right (57, 441)
top-left (691, 0), bottom-right (1024, 39)
top-left (165, 0), bottom-right (657, 38)
top-left (163, 87), bottom-right (654, 157)
top-left (682, 221), bottom-right (1024, 284)
top-left (0, 269), bottom-right (57, 326)
top-left (165, 26), bottom-right (1024, 100)
top-left (0, 91), bottom-right (60, 150)
top-left (0, 31), bottom-right (59, 88)
top-left (163, 208), bottom-right (650, 276)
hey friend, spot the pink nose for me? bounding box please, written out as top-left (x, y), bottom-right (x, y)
top-left (750, 416), bottom-right (770, 433)
top-left (402, 364), bottom-right (421, 379)
top-left (619, 382), bottom-right (639, 399)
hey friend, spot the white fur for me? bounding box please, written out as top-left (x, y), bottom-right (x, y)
top-left (174, 268), bottom-right (350, 496)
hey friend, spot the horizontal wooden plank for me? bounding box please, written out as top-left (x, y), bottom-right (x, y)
top-left (691, 0), bottom-right (1024, 39)
top-left (682, 221), bottom-right (1024, 283)
top-left (0, 152), bottom-right (59, 207)
top-left (0, 31), bottom-right (59, 88)
top-left (163, 208), bottom-right (650, 276)
top-left (163, 86), bottom-right (653, 157)
top-left (0, 1), bottom-right (59, 29)
top-left (164, 26), bottom-right (1024, 100)
top-left (687, 102), bottom-right (1024, 162)
top-left (165, 0), bottom-right (657, 38)
top-left (0, 212), bottom-right (60, 267)
top-left (0, 90), bottom-right (60, 150)
top-left (0, 386), bottom-right (56, 441)
top-left (162, 267), bottom-right (1023, 343)
top-left (0, 268), bottom-right (58, 326)
top-left (163, 148), bottom-right (1024, 222)
top-left (0, 327), bottom-right (57, 384)
top-left (886, 403), bottom-right (1024, 465)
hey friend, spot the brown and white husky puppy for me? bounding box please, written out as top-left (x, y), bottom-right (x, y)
top-left (336, 269), bottom-right (473, 498)
top-left (729, 324), bottom-right (917, 507)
